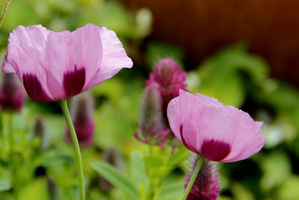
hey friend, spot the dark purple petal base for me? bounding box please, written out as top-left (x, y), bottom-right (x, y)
top-left (201, 139), bottom-right (231, 161)
top-left (23, 74), bottom-right (52, 102)
top-left (63, 66), bottom-right (86, 97)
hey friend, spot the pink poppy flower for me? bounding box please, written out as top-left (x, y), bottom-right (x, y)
top-left (2, 23), bottom-right (133, 102)
top-left (167, 90), bottom-right (264, 162)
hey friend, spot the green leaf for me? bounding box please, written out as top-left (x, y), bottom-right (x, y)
top-left (130, 152), bottom-right (149, 187)
top-left (231, 182), bottom-right (255, 200)
top-left (167, 147), bottom-right (190, 166)
top-left (0, 181), bottom-right (10, 191)
top-left (146, 41), bottom-right (185, 67)
top-left (2, 0), bottom-right (38, 30)
top-left (130, 152), bottom-right (149, 198)
top-left (193, 43), bottom-right (269, 107)
top-left (40, 147), bottom-right (73, 167)
top-left (143, 155), bottom-right (164, 168)
top-left (157, 182), bottom-right (185, 200)
top-left (260, 150), bottom-right (291, 190)
top-left (18, 178), bottom-right (48, 200)
top-left (91, 161), bottom-right (140, 200)
top-left (277, 175), bottom-right (299, 200)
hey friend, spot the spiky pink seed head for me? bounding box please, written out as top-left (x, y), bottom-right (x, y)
top-left (185, 155), bottom-right (220, 200)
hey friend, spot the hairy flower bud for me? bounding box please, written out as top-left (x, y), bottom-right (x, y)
top-left (33, 115), bottom-right (48, 150)
top-left (134, 83), bottom-right (170, 148)
top-left (135, 58), bottom-right (187, 148)
top-left (65, 92), bottom-right (95, 147)
top-left (100, 148), bottom-right (124, 191)
top-left (0, 73), bottom-right (26, 112)
top-left (185, 155), bottom-right (220, 200)
top-left (47, 176), bottom-right (58, 200)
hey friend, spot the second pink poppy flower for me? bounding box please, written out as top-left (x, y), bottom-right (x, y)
top-left (167, 90), bottom-right (264, 162)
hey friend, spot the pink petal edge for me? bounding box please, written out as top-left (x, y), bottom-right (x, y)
top-left (84, 27), bottom-right (133, 91)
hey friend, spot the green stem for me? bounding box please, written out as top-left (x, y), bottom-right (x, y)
top-left (7, 112), bottom-right (13, 153)
top-left (0, 114), bottom-right (2, 159)
top-left (182, 156), bottom-right (204, 200)
top-left (1, 112), bottom-right (13, 159)
top-left (60, 99), bottom-right (85, 200)
top-left (0, 0), bottom-right (11, 29)
top-left (3, 112), bottom-right (18, 199)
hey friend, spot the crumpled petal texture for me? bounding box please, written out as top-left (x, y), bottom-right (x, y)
top-left (167, 90), bottom-right (264, 162)
top-left (2, 23), bottom-right (133, 102)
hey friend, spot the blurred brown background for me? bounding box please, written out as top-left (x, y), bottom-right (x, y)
top-left (119, 0), bottom-right (299, 88)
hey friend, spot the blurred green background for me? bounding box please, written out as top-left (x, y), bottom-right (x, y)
top-left (1, 0), bottom-right (299, 200)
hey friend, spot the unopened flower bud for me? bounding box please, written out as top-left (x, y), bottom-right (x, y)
top-left (33, 115), bottom-right (48, 150)
top-left (0, 73), bottom-right (26, 112)
top-left (134, 83), bottom-right (170, 148)
top-left (47, 176), bottom-right (58, 200)
top-left (100, 148), bottom-right (124, 191)
top-left (140, 58), bottom-right (187, 148)
top-left (185, 155), bottom-right (220, 200)
top-left (65, 92), bottom-right (95, 147)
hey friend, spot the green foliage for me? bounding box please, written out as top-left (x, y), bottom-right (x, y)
top-left (0, 0), bottom-right (152, 50)
top-left (260, 150), bottom-right (291, 191)
top-left (167, 147), bottom-right (189, 166)
top-left (157, 182), bottom-right (185, 200)
top-left (277, 175), bottom-right (299, 200)
top-left (18, 178), bottom-right (48, 200)
top-left (191, 44), bottom-right (268, 107)
top-left (143, 156), bottom-right (164, 168)
top-left (130, 151), bottom-right (149, 199)
top-left (146, 42), bottom-right (185, 68)
top-left (91, 161), bottom-right (140, 200)
top-left (0, 180), bottom-right (10, 191)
